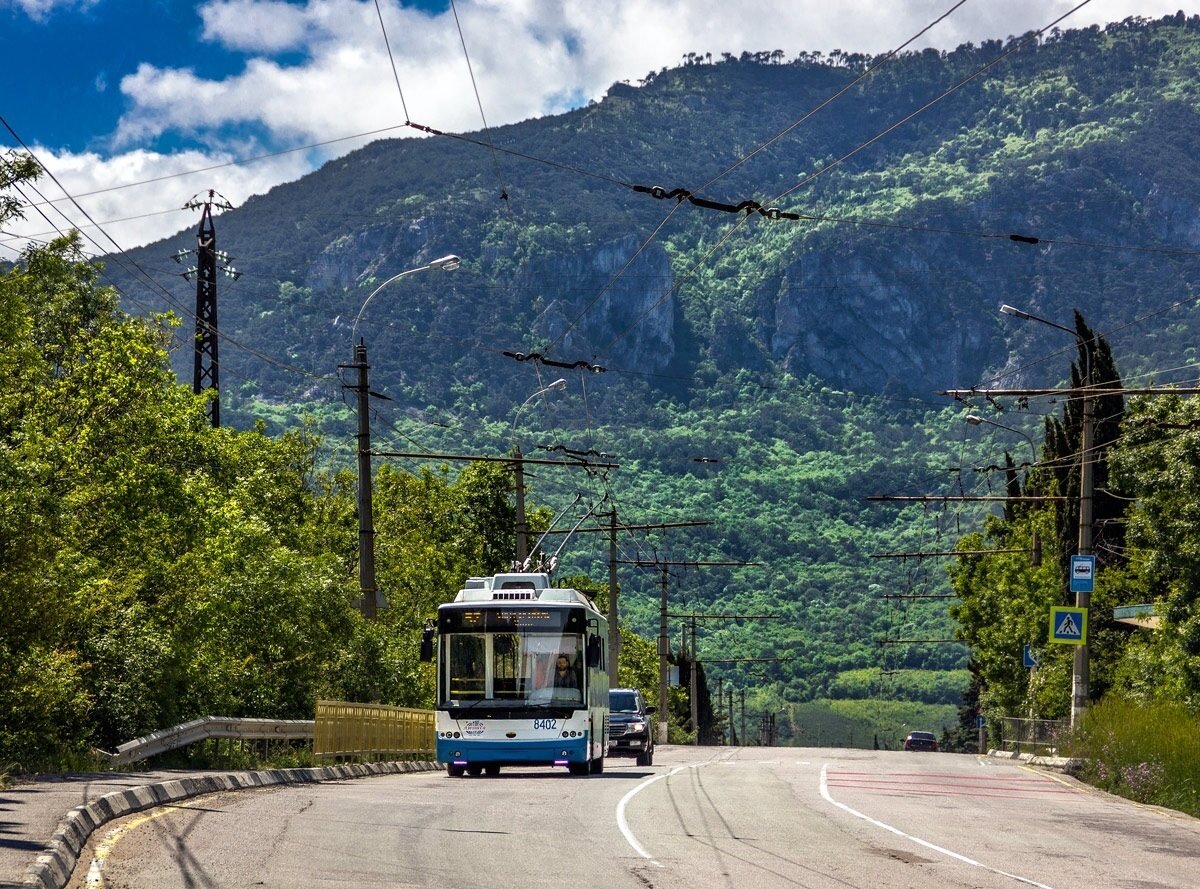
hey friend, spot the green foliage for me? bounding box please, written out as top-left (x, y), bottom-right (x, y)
top-left (0, 232), bottom-right (534, 768)
top-left (1068, 697), bottom-right (1200, 817)
top-left (1108, 394), bottom-right (1200, 704)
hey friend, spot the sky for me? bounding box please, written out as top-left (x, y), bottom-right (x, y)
top-left (2, 0), bottom-right (1198, 260)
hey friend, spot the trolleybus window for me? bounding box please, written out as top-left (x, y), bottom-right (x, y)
top-left (441, 629), bottom-right (583, 707)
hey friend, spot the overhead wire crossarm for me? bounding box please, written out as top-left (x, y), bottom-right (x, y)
top-left (668, 613), bottom-right (779, 620)
top-left (866, 495), bottom-right (1068, 502)
top-left (872, 548), bottom-right (1031, 557)
top-left (539, 520), bottom-right (710, 535)
top-left (371, 449), bottom-right (618, 469)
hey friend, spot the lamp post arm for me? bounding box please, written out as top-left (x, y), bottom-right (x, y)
top-left (350, 254), bottom-right (460, 349)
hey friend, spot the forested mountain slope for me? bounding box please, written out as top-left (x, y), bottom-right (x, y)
top-left (102, 14), bottom-right (1200, 744)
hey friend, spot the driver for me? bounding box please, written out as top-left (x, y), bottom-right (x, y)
top-left (552, 653), bottom-right (579, 689)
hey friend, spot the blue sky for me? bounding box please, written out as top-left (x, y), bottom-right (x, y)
top-left (3, 0), bottom-right (1197, 258)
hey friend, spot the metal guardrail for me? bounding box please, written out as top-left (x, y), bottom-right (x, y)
top-left (998, 716), bottom-right (1069, 753)
top-left (313, 700), bottom-right (436, 760)
top-left (102, 717), bottom-right (315, 766)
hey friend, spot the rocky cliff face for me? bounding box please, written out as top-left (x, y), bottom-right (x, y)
top-left (521, 234), bottom-right (679, 373)
top-left (765, 250), bottom-right (996, 392)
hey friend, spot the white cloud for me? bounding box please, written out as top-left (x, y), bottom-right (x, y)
top-left (118, 0), bottom-right (1200, 150)
top-left (200, 0), bottom-right (315, 53)
top-left (7, 0), bottom-right (97, 21)
top-left (0, 145), bottom-right (315, 261)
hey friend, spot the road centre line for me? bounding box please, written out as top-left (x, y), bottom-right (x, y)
top-left (819, 763), bottom-right (1057, 889)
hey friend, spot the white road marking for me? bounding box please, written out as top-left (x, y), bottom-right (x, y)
top-left (616, 764), bottom-right (696, 866)
top-left (819, 764), bottom-right (1056, 889)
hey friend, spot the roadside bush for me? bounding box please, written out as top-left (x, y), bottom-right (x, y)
top-left (1068, 697), bottom-right (1200, 817)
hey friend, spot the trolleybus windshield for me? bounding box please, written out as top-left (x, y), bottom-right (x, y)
top-left (440, 607), bottom-right (587, 708)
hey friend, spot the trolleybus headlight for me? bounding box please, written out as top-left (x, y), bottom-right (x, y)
top-left (453, 732), bottom-right (461, 738)
top-left (562, 731), bottom-right (569, 738)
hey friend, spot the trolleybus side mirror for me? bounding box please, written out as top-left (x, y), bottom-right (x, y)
top-left (420, 623), bottom-right (435, 663)
top-left (586, 635), bottom-right (602, 668)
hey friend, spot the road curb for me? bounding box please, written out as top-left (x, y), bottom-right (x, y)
top-left (986, 748), bottom-right (1081, 772)
top-left (22, 761), bottom-right (439, 889)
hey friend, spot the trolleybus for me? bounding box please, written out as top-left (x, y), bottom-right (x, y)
top-left (421, 572), bottom-right (610, 776)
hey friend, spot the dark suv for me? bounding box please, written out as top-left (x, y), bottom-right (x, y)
top-left (608, 688), bottom-right (656, 766)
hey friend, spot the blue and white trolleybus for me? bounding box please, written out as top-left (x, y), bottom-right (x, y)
top-left (422, 572), bottom-right (610, 777)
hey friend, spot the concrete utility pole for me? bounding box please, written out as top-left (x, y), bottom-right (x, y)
top-left (740, 688), bottom-right (746, 748)
top-left (513, 445), bottom-right (529, 566)
top-left (339, 254), bottom-right (460, 618)
top-left (999, 303), bottom-right (1099, 727)
top-left (727, 686), bottom-right (735, 745)
top-left (352, 341), bottom-right (378, 618)
top-left (609, 510), bottom-right (620, 686)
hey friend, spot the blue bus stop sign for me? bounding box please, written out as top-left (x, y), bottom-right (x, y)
top-left (1070, 555), bottom-right (1096, 593)
top-left (1023, 645), bottom-right (1041, 668)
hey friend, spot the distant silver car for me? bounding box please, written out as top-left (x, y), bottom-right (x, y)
top-left (903, 731), bottom-right (939, 751)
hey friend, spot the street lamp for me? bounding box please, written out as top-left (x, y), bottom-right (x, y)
top-left (964, 413), bottom-right (1039, 467)
top-left (348, 254), bottom-right (460, 619)
top-left (510, 379), bottom-right (568, 568)
top-left (350, 254), bottom-right (460, 348)
top-left (1000, 302), bottom-right (1093, 727)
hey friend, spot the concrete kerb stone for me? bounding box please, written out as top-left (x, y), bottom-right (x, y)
top-left (986, 748), bottom-right (1081, 773)
top-left (22, 761), bottom-right (439, 889)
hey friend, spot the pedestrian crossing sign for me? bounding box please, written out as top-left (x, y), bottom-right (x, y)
top-left (1050, 606), bottom-right (1088, 645)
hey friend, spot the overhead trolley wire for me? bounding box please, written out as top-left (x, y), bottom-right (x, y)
top-left (547, 1), bottom-right (972, 356)
top-left (448, 0), bottom-right (514, 217)
top-left (373, 0), bottom-right (412, 122)
top-left (665, 0), bottom-right (973, 203)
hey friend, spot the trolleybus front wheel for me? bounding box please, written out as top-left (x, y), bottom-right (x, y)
top-left (466, 764), bottom-right (483, 777)
top-left (567, 761), bottom-right (589, 776)
top-left (447, 764), bottom-right (466, 777)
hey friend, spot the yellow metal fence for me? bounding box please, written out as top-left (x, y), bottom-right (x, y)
top-left (314, 700), bottom-right (436, 761)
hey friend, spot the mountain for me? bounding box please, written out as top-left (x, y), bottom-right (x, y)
top-left (103, 13), bottom-right (1200, 744)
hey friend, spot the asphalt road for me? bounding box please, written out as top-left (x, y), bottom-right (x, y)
top-left (71, 746), bottom-right (1200, 889)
